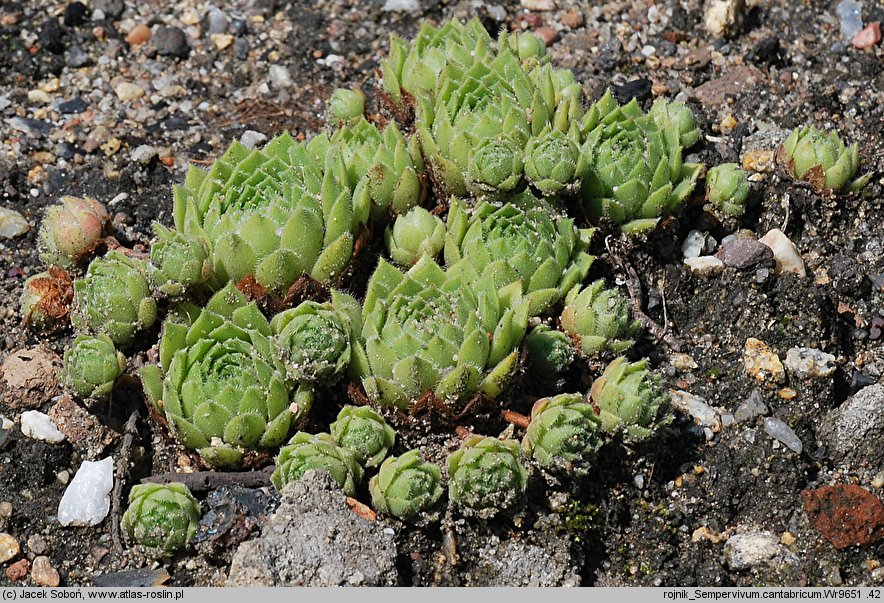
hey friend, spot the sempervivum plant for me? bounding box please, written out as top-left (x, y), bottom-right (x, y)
top-left (649, 98), bottom-right (701, 148)
top-left (560, 280), bottom-right (638, 357)
top-left (444, 193), bottom-right (594, 316)
top-left (172, 133), bottom-right (369, 293)
top-left (521, 393), bottom-right (603, 470)
top-left (38, 196), bottom-right (110, 269)
top-left (447, 436), bottom-right (527, 512)
top-left (271, 432), bottom-right (363, 496)
top-left (385, 206), bottom-right (445, 267)
top-left (270, 291), bottom-right (360, 386)
top-left (351, 256), bottom-right (528, 410)
top-left (779, 125), bottom-right (870, 193)
top-left (579, 91), bottom-right (702, 234)
top-left (706, 163), bottom-right (749, 217)
top-left (326, 117), bottom-right (425, 220)
top-left (71, 251), bottom-right (158, 349)
top-left (370, 450), bottom-right (444, 520)
top-left (589, 357), bottom-right (671, 440)
top-left (523, 128), bottom-right (581, 195)
top-left (122, 483), bottom-right (200, 555)
top-left (62, 334), bottom-right (126, 400)
top-left (327, 87), bottom-right (365, 125)
top-left (149, 223), bottom-right (211, 298)
top-left (20, 267), bottom-right (73, 331)
top-left (139, 283), bottom-right (297, 467)
top-left (524, 324), bottom-right (575, 380)
top-left (330, 405), bottom-right (396, 468)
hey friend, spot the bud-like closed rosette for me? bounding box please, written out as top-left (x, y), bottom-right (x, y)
top-left (71, 251), bottom-right (158, 349)
top-left (370, 450), bottom-right (444, 520)
top-left (521, 393), bottom-right (603, 469)
top-left (270, 291), bottom-right (360, 385)
top-left (524, 129), bottom-right (581, 195)
top-left (328, 87), bottom-right (365, 125)
top-left (140, 283), bottom-right (297, 467)
top-left (444, 193), bottom-right (594, 317)
top-left (38, 196), bottom-right (109, 269)
top-left (467, 137), bottom-right (525, 194)
top-left (62, 334), bottom-right (126, 400)
top-left (589, 357), bottom-right (671, 440)
top-left (271, 432), bottom-right (363, 496)
top-left (20, 267), bottom-right (73, 331)
top-left (149, 223), bottom-right (211, 298)
top-left (447, 436), bottom-right (527, 512)
top-left (525, 324), bottom-right (575, 379)
top-left (779, 125), bottom-right (870, 193)
top-left (706, 163), bottom-right (749, 217)
top-left (560, 280), bottom-right (638, 357)
top-left (122, 483), bottom-right (201, 555)
top-left (330, 405), bottom-right (396, 468)
top-left (385, 206), bottom-right (445, 267)
top-left (649, 98), bottom-right (701, 148)
top-left (329, 118), bottom-right (425, 220)
top-left (579, 91), bottom-right (702, 235)
top-left (351, 257), bottom-right (528, 410)
top-left (172, 133), bottom-right (369, 293)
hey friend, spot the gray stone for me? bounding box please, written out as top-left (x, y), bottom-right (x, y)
top-left (715, 238), bottom-right (774, 269)
top-left (763, 417), bottom-right (802, 453)
top-left (226, 471), bottom-right (397, 586)
top-left (784, 347), bottom-right (837, 379)
top-left (734, 389), bottom-right (767, 423)
top-left (206, 8), bottom-right (228, 35)
top-left (818, 384), bottom-right (884, 469)
top-left (153, 26), bottom-right (190, 58)
top-left (93, 0), bottom-right (124, 20)
top-left (724, 531), bottom-right (795, 571)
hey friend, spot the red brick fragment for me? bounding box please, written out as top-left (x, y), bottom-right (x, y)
top-left (5, 559), bottom-right (30, 581)
top-left (802, 484), bottom-right (884, 549)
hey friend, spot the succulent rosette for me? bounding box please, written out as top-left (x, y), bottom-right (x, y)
top-left (62, 334), bottom-right (126, 400)
top-left (589, 357), bottom-right (671, 440)
top-left (38, 196), bottom-right (109, 269)
top-left (351, 256), bottom-right (528, 410)
top-left (649, 98), bottom-right (701, 148)
top-left (327, 87), bottom-right (365, 125)
top-left (579, 91), bottom-right (702, 235)
top-left (328, 118), bottom-right (425, 220)
top-left (370, 450), bottom-right (444, 520)
top-left (447, 436), bottom-right (527, 512)
top-left (525, 324), bottom-right (575, 379)
top-left (172, 133), bottom-right (369, 293)
top-left (270, 291), bottom-right (360, 385)
top-left (780, 125), bottom-right (870, 193)
top-left (521, 393), bottom-right (603, 469)
top-left (71, 251), bottom-right (158, 349)
top-left (121, 483), bottom-right (201, 555)
top-left (444, 193), bottom-right (594, 316)
top-left (560, 280), bottom-right (638, 357)
top-left (524, 128), bottom-right (581, 195)
top-left (385, 206), bottom-right (445, 267)
top-left (20, 267), bottom-right (73, 331)
top-left (706, 163), bottom-right (749, 217)
top-left (149, 223), bottom-right (211, 298)
top-left (139, 283), bottom-right (297, 467)
top-left (330, 405), bottom-right (396, 468)
top-left (271, 432), bottom-right (363, 496)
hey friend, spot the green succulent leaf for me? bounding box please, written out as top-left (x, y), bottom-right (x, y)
top-left (706, 163), bottom-right (749, 217)
top-left (328, 88), bottom-right (365, 125)
top-left (781, 125), bottom-right (868, 193)
top-left (385, 206), bottom-right (445, 267)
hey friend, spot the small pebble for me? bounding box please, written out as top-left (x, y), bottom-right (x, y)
top-left (837, 0), bottom-right (864, 41)
top-left (744, 338), bottom-right (786, 384)
top-left (671, 390), bottom-right (722, 432)
top-left (735, 390), bottom-right (768, 423)
top-left (0, 502), bottom-right (12, 518)
top-left (0, 207), bottom-right (30, 239)
top-left (27, 90), bottom-right (51, 104)
top-left (715, 238), bottom-right (774, 269)
top-left (269, 65), bottom-right (292, 89)
top-left (31, 556), bottom-right (60, 587)
top-left (759, 228), bottom-right (806, 276)
top-left (153, 26), bottom-right (190, 58)
top-left (5, 559), bottom-right (29, 581)
top-left (682, 230), bottom-right (706, 258)
top-left (853, 22), bottom-right (882, 49)
top-left (115, 82), bottom-right (145, 101)
top-left (206, 7), bottom-right (228, 34)
top-left (211, 33), bottom-right (234, 50)
top-left (763, 417), bottom-right (803, 453)
top-left (27, 535), bottom-right (48, 555)
top-left (20, 411), bottom-right (65, 444)
top-left (240, 130), bottom-right (267, 150)
top-left (705, 0), bottom-right (746, 37)
top-left (126, 24), bottom-right (151, 45)
top-left (0, 533), bottom-right (20, 563)
top-left (57, 457), bottom-right (114, 527)
top-left (684, 256), bottom-right (724, 276)
top-left (520, 0), bottom-right (556, 9)
top-left (382, 0), bottom-right (421, 11)
top-left (131, 145), bottom-right (158, 164)
top-left (785, 347), bottom-right (837, 379)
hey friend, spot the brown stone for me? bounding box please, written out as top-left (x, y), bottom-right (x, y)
top-left (5, 559), bottom-right (29, 581)
top-left (694, 65), bottom-right (766, 108)
top-left (0, 346), bottom-right (61, 410)
top-left (715, 239), bottom-right (774, 269)
top-left (534, 26), bottom-right (560, 46)
top-left (802, 485), bottom-right (884, 550)
top-left (126, 24), bottom-right (151, 45)
top-left (31, 556), bottom-right (60, 587)
top-left (48, 394), bottom-right (121, 459)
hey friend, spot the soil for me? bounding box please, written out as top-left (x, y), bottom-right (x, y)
top-left (1, 0), bottom-right (883, 588)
